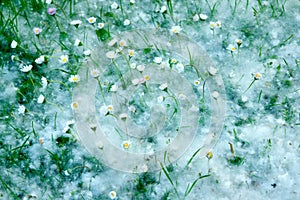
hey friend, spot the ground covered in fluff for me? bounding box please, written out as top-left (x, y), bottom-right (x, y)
top-left (0, 0), bottom-right (299, 199)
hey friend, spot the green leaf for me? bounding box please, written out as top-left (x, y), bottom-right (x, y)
top-left (95, 29), bottom-right (110, 42)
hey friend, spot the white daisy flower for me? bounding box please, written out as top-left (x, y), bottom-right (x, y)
top-left (119, 39), bottom-right (126, 47)
top-left (11, 40), bottom-right (17, 48)
top-left (235, 39), bottom-right (243, 46)
top-left (199, 14), bottom-right (208, 20)
top-left (128, 49), bottom-right (134, 57)
top-left (124, 19), bottom-right (131, 26)
top-left (170, 25), bottom-right (182, 34)
top-left (159, 83), bottom-right (168, 90)
top-left (137, 65), bottom-right (145, 72)
top-left (110, 84), bottom-right (118, 92)
top-left (160, 5), bottom-right (167, 13)
top-left (227, 44), bottom-right (237, 52)
top-left (68, 74), bottom-right (80, 83)
top-left (35, 55), bottom-right (45, 64)
top-left (130, 63), bottom-right (137, 69)
top-left (33, 27), bottom-right (42, 35)
top-left (253, 72), bottom-right (262, 80)
top-left (41, 77), bottom-right (48, 89)
top-left (109, 191), bottom-right (117, 199)
top-left (87, 17), bottom-right (96, 24)
top-left (107, 105), bottom-right (113, 112)
top-left (193, 14), bottom-right (199, 21)
top-left (132, 78), bottom-right (140, 85)
top-left (59, 55), bottom-right (69, 64)
top-left (70, 20), bottom-right (82, 27)
top-left (216, 20), bottom-right (221, 28)
top-left (106, 51), bottom-right (116, 59)
top-left (20, 65), bottom-right (33, 72)
top-left (37, 94), bottom-right (45, 104)
top-left (209, 22), bottom-right (216, 29)
top-left (98, 22), bottom-right (105, 29)
top-left (154, 57), bottom-right (162, 64)
top-left (111, 2), bottom-right (119, 9)
top-left (74, 39), bottom-right (81, 46)
top-left (71, 102), bottom-right (79, 109)
top-left (18, 105), bottom-right (26, 114)
top-left (83, 49), bottom-right (91, 56)
top-left (194, 80), bottom-right (200, 86)
top-left (90, 69), bottom-right (100, 78)
top-left (157, 96), bottom-right (164, 103)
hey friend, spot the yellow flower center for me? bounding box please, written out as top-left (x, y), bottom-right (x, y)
top-left (72, 102), bottom-right (78, 109)
top-left (123, 142), bottom-right (130, 149)
top-left (144, 75), bottom-right (150, 81)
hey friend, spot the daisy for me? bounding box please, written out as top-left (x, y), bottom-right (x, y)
top-left (107, 105), bottom-right (113, 112)
top-left (137, 65), bottom-right (145, 72)
top-left (109, 191), bottom-right (117, 199)
top-left (70, 20), bottom-right (82, 28)
top-left (128, 49), bottom-right (135, 57)
top-left (20, 65), bottom-right (33, 72)
top-left (59, 55), bottom-right (69, 64)
top-left (206, 151), bottom-right (213, 159)
top-left (194, 80), bottom-right (200, 86)
top-left (11, 40), bottom-right (17, 48)
top-left (199, 14), bottom-right (208, 20)
top-left (74, 39), bottom-right (81, 46)
top-left (111, 2), bottom-right (118, 9)
top-left (193, 14), bottom-right (199, 21)
top-left (110, 84), bottom-right (118, 92)
top-left (154, 57), bottom-right (162, 64)
top-left (130, 63), bottom-right (136, 69)
top-left (235, 39), bottom-right (243, 47)
top-left (87, 17), bottom-right (96, 24)
top-left (160, 5), bottom-right (167, 13)
top-left (253, 72), bottom-right (262, 80)
top-left (132, 78), bottom-right (139, 85)
top-left (90, 69), bottom-right (100, 78)
top-left (37, 94), bottom-right (45, 104)
top-left (216, 20), bottom-right (222, 28)
top-left (170, 25), bottom-right (182, 34)
top-left (124, 19), bottom-right (131, 26)
top-left (227, 44), bottom-right (237, 52)
top-left (68, 74), bottom-right (80, 83)
top-left (35, 55), bottom-right (45, 64)
top-left (106, 51), bottom-right (116, 59)
top-left (209, 22), bottom-right (216, 29)
top-left (41, 77), bottom-right (48, 89)
top-left (157, 96), bottom-right (164, 103)
top-left (71, 102), bottom-right (79, 109)
top-left (159, 83), bottom-right (168, 91)
top-left (119, 39), bottom-right (126, 47)
top-left (18, 105), bottom-right (26, 114)
top-left (144, 75), bottom-right (150, 81)
top-left (33, 27), bottom-right (42, 35)
top-left (98, 22), bottom-right (105, 29)
top-left (83, 49), bottom-right (91, 56)
top-left (122, 140), bottom-right (131, 149)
